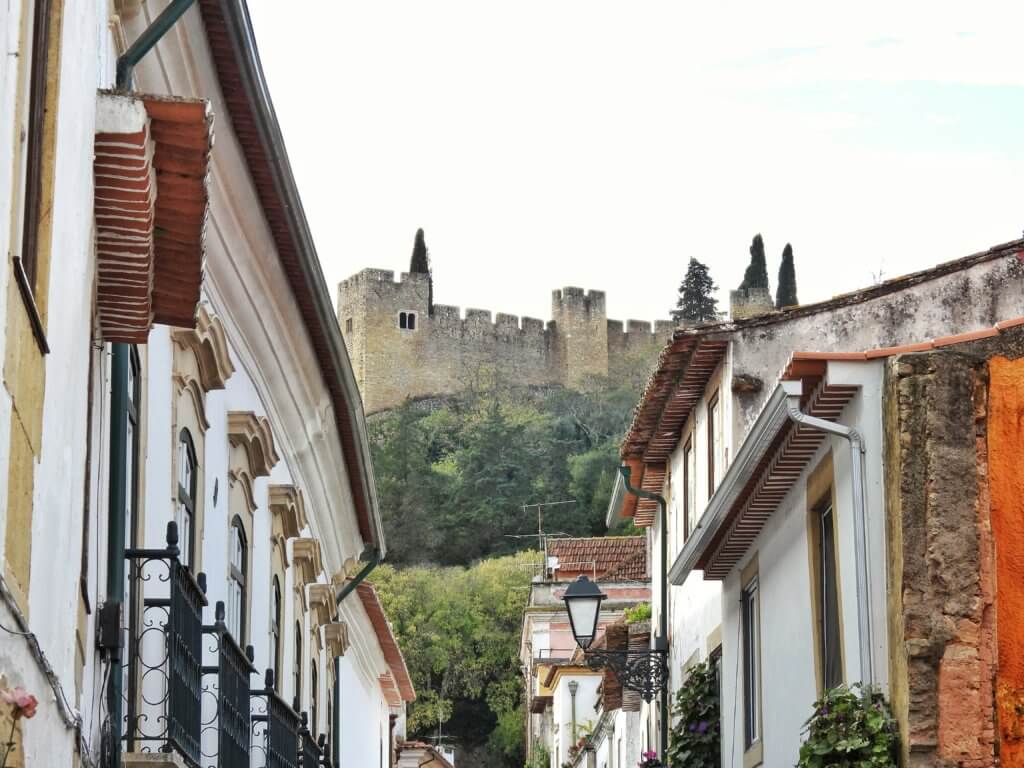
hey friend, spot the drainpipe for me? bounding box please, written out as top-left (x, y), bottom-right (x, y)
top-left (569, 680), bottom-right (579, 745)
top-left (333, 547), bottom-right (382, 767)
top-left (618, 466), bottom-right (669, 760)
top-left (105, 4), bottom-right (197, 766)
top-left (784, 383), bottom-right (874, 686)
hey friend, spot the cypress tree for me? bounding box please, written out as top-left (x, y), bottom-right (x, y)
top-left (776, 243), bottom-right (798, 308)
top-left (409, 228), bottom-right (433, 313)
top-left (410, 228), bottom-right (429, 274)
top-left (739, 234), bottom-right (770, 292)
top-left (671, 257), bottom-right (719, 323)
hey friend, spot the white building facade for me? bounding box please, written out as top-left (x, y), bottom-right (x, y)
top-left (0, 1), bottom-right (414, 767)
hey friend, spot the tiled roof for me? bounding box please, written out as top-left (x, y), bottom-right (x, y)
top-left (356, 583), bottom-right (415, 702)
top-left (621, 238), bottom-right (1024, 466)
top-left (547, 537), bottom-right (647, 581)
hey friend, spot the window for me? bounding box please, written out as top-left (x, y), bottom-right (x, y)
top-left (398, 311), bottom-right (417, 331)
top-left (227, 518), bottom-right (247, 641)
top-left (817, 501), bottom-right (842, 690)
top-left (125, 348), bottom-right (142, 556)
top-left (311, 660), bottom-right (319, 737)
top-left (16, 0), bottom-right (55, 294)
top-left (742, 575), bottom-right (761, 751)
top-left (271, 577), bottom-right (282, 692)
top-left (683, 437), bottom-right (695, 539)
top-left (176, 430), bottom-right (198, 567)
top-left (345, 317), bottom-right (353, 334)
top-left (294, 622), bottom-right (303, 705)
top-left (707, 393), bottom-right (720, 496)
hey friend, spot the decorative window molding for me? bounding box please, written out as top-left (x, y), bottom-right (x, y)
top-left (170, 305), bottom-right (235, 391)
top-left (307, 583), bottom-right (336, 630)
top-left (94, 91), bottom-right (213, 342)
top-left (269, 484), bottom-right (307, 540)
top-left (292, 538), bottom-right (323, 590)
top-left (324, 622), bottom-right (350, 658)
top-left (227, 411), bottom-right (280, 478)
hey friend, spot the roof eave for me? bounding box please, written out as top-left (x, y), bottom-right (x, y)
top-left (207, 0), bottom-right (385, 557)
top-left (667, 382), bottom-right (798, 584)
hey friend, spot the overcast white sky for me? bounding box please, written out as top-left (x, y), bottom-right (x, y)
top-left (247, 1), bottom-right (1024, 325)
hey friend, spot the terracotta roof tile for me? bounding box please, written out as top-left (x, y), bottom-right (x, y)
top-left (356, 583), bottom-right (415, 702)
top-left (547, 537), bottom-right (647, 581)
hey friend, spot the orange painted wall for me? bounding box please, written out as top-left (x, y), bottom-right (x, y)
top-left (990, 356), bottom-right (1024, 765)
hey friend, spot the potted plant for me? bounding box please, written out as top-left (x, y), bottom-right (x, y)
top-left (797, 684), bottom-right (898, 767)
top-left (637, 750), bottom-right (665, 767)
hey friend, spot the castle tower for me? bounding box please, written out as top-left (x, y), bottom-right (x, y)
top-left (337, 269), bottom-right (431, 414)
top-left (551, 288), bottom-right (609, 389)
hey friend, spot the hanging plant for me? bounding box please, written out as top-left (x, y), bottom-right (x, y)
top-left (797, 684), bottom-right (898, 768)
top-left (666, 661), bottom-right (719, 768)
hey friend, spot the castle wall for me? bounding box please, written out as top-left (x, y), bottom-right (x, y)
top-left (338, 269), bottom-right (673, 413)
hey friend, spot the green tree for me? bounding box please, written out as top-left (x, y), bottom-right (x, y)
top-left (776, 242), bottom-right (798, 308)
top-left (409, 227), bottom-right (434, 312)
top-left (372, 551), bottom-right (540, 767)
top-left (671, 257), bottom-right (719, 323)
top-left (739, 233), bottom-right (770, 292)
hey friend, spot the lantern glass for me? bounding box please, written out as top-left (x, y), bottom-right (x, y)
top-left (563, 575), bottom-right (606, 650)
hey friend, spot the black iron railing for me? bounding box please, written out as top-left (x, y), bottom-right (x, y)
top-left (124, 522), bottom-right (208, 766)
top-left (201, 601), bottom-right (256, 768)
top-left (252, 670), bottom-right (300, 768)
top-left (317, 735), bottom-right (332, 768)
top-left (298, 712), bottom-right (322, 767)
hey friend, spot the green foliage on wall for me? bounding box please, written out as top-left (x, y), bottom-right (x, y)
top-left (667, 661), bottom-right (720, 768)
top-left (372, 551), bottom-right (541, 767)
top-left (797, 684), bottom-right (898, 768)
top-left (369, 377), bottom-right (643, 566)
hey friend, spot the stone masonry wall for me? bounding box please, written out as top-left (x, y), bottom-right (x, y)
top-left (884, 327), bottom-right (1024, 767)
top-left (337, 269), bottom-right (672, 413)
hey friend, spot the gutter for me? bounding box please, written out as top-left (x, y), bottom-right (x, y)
top-left (210, 0), bottom-right (386, 558)
top-left (783, 380), bottom-right (875, 686)
top-left (604, 471), bottom-right (625, 528)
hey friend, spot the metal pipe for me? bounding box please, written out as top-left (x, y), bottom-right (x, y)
top-left (116, 0), bottom-right (197, 89)
top-left (785, 393), bottom-right (874, 686)
top-left (333, 548), bottom-right (381, 766)
top-left (618, 465), bottom-right (669, 760)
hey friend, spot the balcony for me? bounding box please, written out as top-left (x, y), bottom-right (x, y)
top-left (123, 523), bottom-right (329, 768)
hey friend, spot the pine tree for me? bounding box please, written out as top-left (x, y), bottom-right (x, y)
top-left (739, 234), bottom-right (770, 292)
top-left (776, 243), bottom-right (798, 308)
top-left (409, 228), bottom-right (433, 313)
top-left (672, 257), bottom-right (719, 323)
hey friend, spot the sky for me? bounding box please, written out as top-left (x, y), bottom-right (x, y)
top-left (247, 1), bottom-right (1024, 325)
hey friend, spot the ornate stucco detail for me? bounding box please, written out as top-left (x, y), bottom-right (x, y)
top-left (171, 305), bottom-right (235, 392)
top-left (307, 583), bottom-right (336, 629)
top-left (291, 537), bottom-right (323, 588)
top-left (227, 411), bottom-right (279, 478)
top-left (228, 468), bottom-right (257, 513)
top-left (324, 622), bottom-right (350, 657)
top-left (268, 484), bottom-right (307, 539)
top-left (173, 374), bottom-right (211, 431)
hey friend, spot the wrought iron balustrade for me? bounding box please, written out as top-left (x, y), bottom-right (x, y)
top-left (251, 670), bottom-right (300, 768)
top-left (298, 712), bottom-right (322, 767)
top-left (201, 601), bottom-right (256, 768)
top-left (317, 735), bottom-right (332, 768)
top-left (123, 521), bottom-right (208, 766)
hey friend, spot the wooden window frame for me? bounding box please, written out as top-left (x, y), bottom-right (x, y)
top-left (741, 556), bottom-right (763, 767)
top-left (228, 516), bottom-right (248, 643)
top-left (707, 392), bottom-right (719, 496)
top-left (177, 429), bottom-right (198, 568)
top-left (271, 576), bottom-right (282, 692)
top-left (806, 452), bottom-right (845, 694)
top-left (294, 621), bottom-right (303, 705)
top-left (682, 436), bottom-right (693, 539)
top-left (311, 659), bottom-right (319, 738)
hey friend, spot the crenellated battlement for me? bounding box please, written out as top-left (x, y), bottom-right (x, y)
top-left (337, 267), bottom-right (672, 413)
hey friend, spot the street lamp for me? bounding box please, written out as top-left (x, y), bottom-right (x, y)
top-left (563, 576), bottom-right (606, 650)
top-left (560, 466), bottom-right (672, 759)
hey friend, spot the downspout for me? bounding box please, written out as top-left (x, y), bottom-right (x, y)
top-left (106, 3), bottom-right (197, 765)
top-left (784, 384), bottom-right (875, 686)
top-left (618, 466), bottom-right (669, 760)
top-left (333, 547), bottom-right (382, 767)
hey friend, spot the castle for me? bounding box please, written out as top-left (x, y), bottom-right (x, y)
top-left (337, 268), bottom-right (675, 414)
